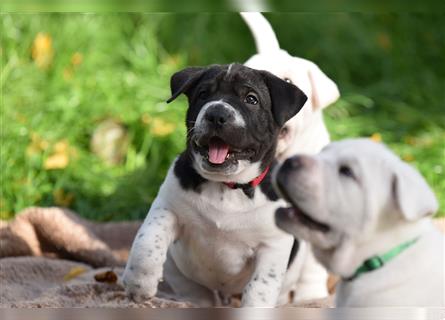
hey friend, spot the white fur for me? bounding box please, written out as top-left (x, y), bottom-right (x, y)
top-left (123, 161), bottom-right (312, 306)
top-left (241, 12), bottom-right (340, 159)
top-left (240, 12), bottom-right (340, 303)
top-left (274, 139), bottom-right (444, 307)
top-left (240, 12), bottom-right (280, 54)
top-left (227, 63), bottom-right (234, 75)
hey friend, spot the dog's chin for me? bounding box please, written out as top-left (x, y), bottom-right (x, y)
top-left (274, 181), bottom-right (330, 234)
top-left (275, 206), bottom-right (330, 234)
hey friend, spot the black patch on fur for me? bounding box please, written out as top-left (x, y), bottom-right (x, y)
top-left (228, 183), bottom-right (255, 198)
top-left (287, 238), bottom-right (300, 269)
top-left (173, 151), bottom-right (207, 192)
top-left (259, 161), bottom-right (279, 201)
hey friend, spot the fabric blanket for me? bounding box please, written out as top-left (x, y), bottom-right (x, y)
top-left (1, 207), bottom-right (443, 308)
top-left (0, 207), bottom-right (194, 307)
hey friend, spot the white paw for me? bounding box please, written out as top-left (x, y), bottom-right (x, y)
top-left (122, 266), bottom-right (160, 303)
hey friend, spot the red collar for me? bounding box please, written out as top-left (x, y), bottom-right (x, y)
top-left (224, 166), bottom-right (270, 190)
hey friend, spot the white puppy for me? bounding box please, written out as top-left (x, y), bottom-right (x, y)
top-left (241, 12), bottom-right (340, 303)
top-left (273, 138), bottom-right (444, 307)
top-left (241, 12), bottom-right (340, 159)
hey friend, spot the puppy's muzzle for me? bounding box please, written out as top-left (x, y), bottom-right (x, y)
top-left (276, 155), bottom-right (314, 187)
top-left (204, 104), bottom-right (235, 129)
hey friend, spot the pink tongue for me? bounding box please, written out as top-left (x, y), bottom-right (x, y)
top-left (208, 141), bottom-right (229, 164)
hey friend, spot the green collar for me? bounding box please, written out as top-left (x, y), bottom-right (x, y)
top-left (345, 237), bottom-right (419, 281)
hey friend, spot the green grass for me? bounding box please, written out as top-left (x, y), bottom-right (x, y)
top-left (1, 13), bottom-right (444, 220)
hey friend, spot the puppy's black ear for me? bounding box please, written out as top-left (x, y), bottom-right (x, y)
top-left (261, 71), bottom-right (308, 126)
top-left (167, 66), bottom-right (207, 103)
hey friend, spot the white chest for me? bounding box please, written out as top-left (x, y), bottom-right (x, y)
top-left (158, 173), bottom-right (290, 292)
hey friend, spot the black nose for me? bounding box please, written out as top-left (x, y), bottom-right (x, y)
top-left (282, 155), bottom-right (310, 171)
top-left (205, 105), bottom-right (232, 127)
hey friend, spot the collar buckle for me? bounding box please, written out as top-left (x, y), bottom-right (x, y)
top-left (364, 256), bottom-right (384, 271)
top-left (344, 237), bottom-right (419, 282)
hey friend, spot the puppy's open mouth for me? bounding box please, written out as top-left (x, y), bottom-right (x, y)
top-left (194, 136), bottom-right (254, 166)
top-left (276, 182), bottom-right (330, 233)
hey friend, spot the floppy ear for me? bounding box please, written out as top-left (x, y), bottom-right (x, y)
top-left (167, 66), bottom-right (208, 103)
top-left (392, 161), bottom-right (438, 221)
top-left (306, 61), bottom-right (340, 110)
top-left (261, 71), bottom-right (308, 127)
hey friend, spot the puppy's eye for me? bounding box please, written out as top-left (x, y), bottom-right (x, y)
top-left (339, 165), bottom-right (355, 179)
top-left (244, 93), bottom-right (259, 105)
top-left (284, 78), bottom-right (293, 84)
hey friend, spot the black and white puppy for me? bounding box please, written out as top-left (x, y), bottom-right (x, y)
top-left (122, 63), bottom-right (320, 307)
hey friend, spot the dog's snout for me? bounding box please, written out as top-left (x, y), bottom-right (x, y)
top-left (204, 105), bottom-right (233, 127)
top-left (282, 155), bottom-right (313, 171)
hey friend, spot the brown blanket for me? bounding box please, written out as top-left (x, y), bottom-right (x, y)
top-left (0, 207), bottom-right (195, 307)
top-left (1, 207), bottom-right (443, 308)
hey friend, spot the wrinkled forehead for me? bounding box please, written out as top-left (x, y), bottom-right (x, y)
top-left (320, 139), bottom-right (398, 168)
top-left (210, 64), bottom-right (266, 91)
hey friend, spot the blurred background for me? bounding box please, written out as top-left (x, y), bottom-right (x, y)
top-left (1, 13), bottom-right (444, 221)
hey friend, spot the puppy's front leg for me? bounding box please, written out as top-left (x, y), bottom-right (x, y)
top-left (242, 239), bottom-right (293, 307)
top-left (122, 205), bottom-right (178, 302)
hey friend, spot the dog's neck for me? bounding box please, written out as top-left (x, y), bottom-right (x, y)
top-left (223, 165), bottom-right (270, 188)
top-left (344, 237), bottom-right (419, 281)
top-left (327, 219), bottom-right (432, 279)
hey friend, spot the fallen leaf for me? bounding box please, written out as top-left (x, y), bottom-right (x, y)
top-left (94, 270), bottom-right (118, 284)
top-left (141, 113), bottom-right (151, 125)
top-left (64, 266), bottom-right (87, 281)
top-left (150, 118), bottom-right (175, 137)
top-left (404, 136), bottom-right (416, 146)
top-left (26, 133), bottom-right (49, 156)
top-left (44, 153), bottom-right (69, 170)
top-left (370, 133), bottom-right (382, 142)
top-left (43, 140), bottom-right (72, 170)
top-left (32, 32), bottom-right (54, 69)
top-left (90, 119), bottom-right (129, 165)
top-left (377, 32), bottom-right (392, 50)
top-left (71, 52), bottom-right (83, 66)
top-left (54, 140), bottom-right (69, 153)
top-left (63, 67), bottom-right (73, 81)
top-left (402, 154), bottom-right (414, 162)
top-left (53, 188), bottom-right (75, 207)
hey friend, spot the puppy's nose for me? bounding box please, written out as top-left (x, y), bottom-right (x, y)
top-left (205, 105), bottom-right (233, 127)
top-left (282, 155), bottom-right (312, 171)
